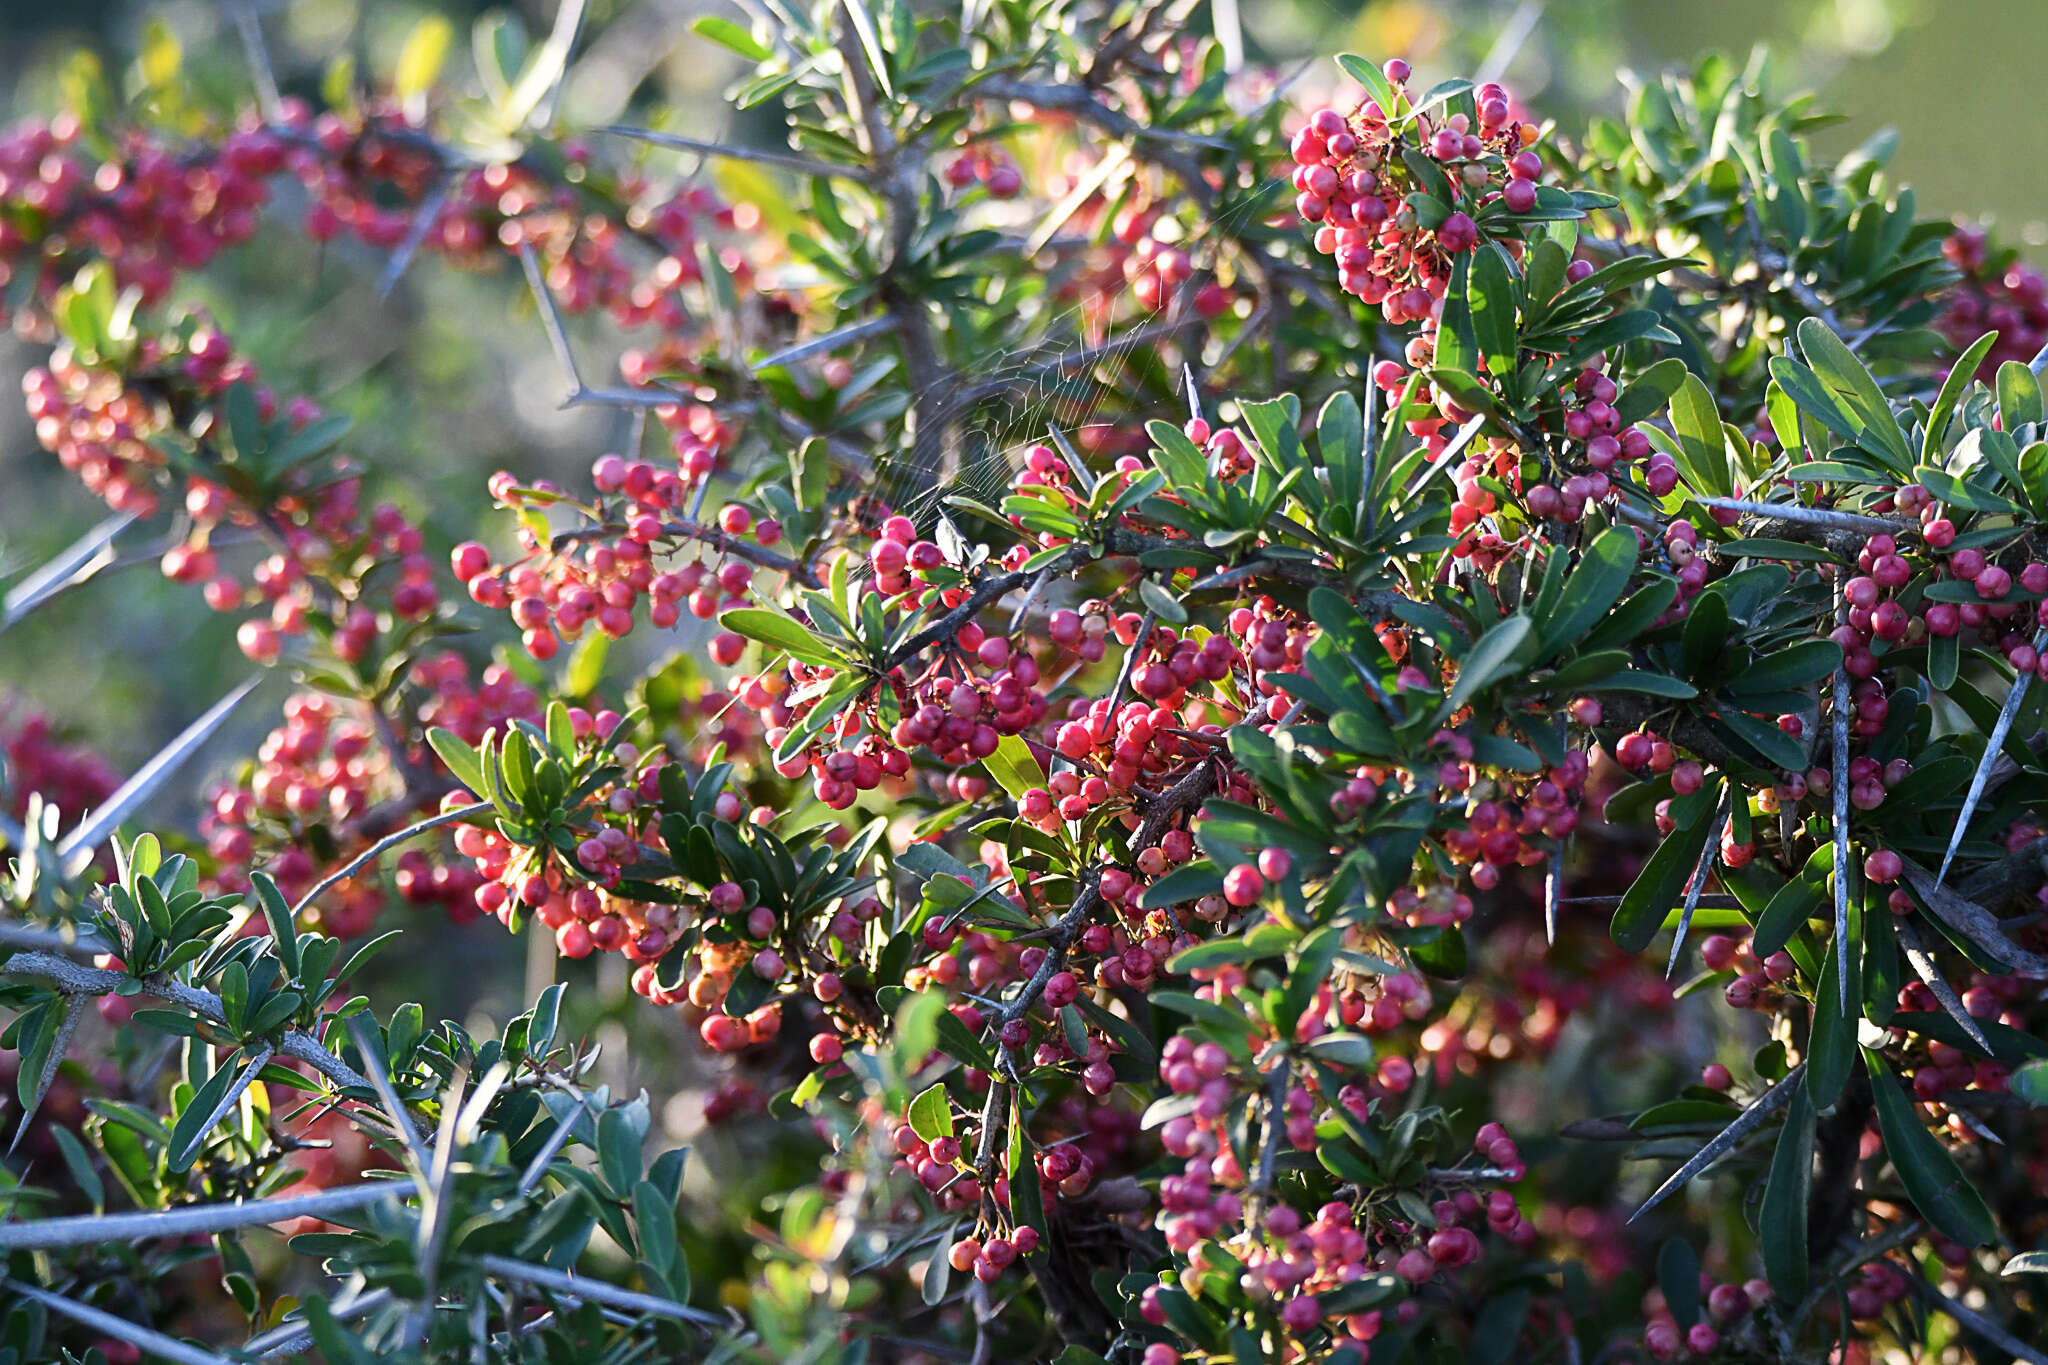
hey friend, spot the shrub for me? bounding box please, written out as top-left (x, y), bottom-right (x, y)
top-left (0, 4), bottom-right (2044, 1363)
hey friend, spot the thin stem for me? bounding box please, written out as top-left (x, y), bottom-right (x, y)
top-left (291, 801), bottom-right (493, 921)
top-left (550, 518), bottom-right (819, 588)
top-left (598, 124), bottom-right (871, 182)
top-left (1701, 496), bottom-right (1904, 537)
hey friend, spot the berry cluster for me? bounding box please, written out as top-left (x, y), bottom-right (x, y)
top-left (1936, 223), bottom-right (2048, 378)
top-left (1294, 67), bottom-right (1544, 319)
top-left (0, 704), bottom-right (119, 833)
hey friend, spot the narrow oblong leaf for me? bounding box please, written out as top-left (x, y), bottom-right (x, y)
top-left (1760, 1085), bottom-right (1814, 1302)
top-left (1541, 527), bottom-right (1637, 654)
top-left (1611, 777), bottom-right (1722, 953)
top-left (718, 607), bottom-right (851, 667)
top-left (1863, 1048), bottom-right (1997, 1245)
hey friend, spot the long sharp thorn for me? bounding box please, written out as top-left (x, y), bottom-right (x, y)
top-left (0, 1183), bottom-right (399, 1251)
top-left (1895, 919), bottom-right (1992, 1055)
top-left (1936, 625), bottom-right (2044, 888)
top-left (1832, 610), bottom-right (1852, 1013)
top-left (1183, 362), bottom-right (1203, 424)
top-left (1667, 797), bottom-right (1728, 977)
top-left (377, 175), bottom-right (453, 301)
top-left (1628, 1066), bottom-right (1804, 1224)
top-left (1544, 845), bottom-right (1563, 946)
top-left (173, 1045), bottom-right (274, 1168)
top-left (57, 677), bottom-right (260, 877)
top-left (1, 511), bottom-right (138, 631)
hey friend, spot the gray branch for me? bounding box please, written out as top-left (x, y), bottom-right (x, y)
top-left (0, 1181), bottom-right (400, 1251)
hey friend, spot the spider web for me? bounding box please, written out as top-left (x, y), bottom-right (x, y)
top-left (866, 164), bottom-right (1300, 535)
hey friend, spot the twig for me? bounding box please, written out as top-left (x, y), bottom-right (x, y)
top-left (377, 172), bottom-right (455, 301)
top-left (1904, 1273), bottom-right (2048, 1365)
top-left (514, 240), bottom-right (685, 410)
top-left (550, 518), bottom-right (819, 587)
top-left (0, 511), bottom-right (139, 634)
top-left (0, 950), bottom-right (372, 1092)
top-left (473, 1254), bottom-right (727, 1327)
top-left (229, 1), bottom-right (284, 123)
top-left (835, 7), bottom-right (954, 488)
top-left (0, 1181), bottom-right (402, 1250)
top-left (347, 1014), bottom-right (431, 1167)
top-left (9, 994), bottom-right (85, 1155)
top-left (1894, 919), bottom-right (1992, 1054)
top-left (1249, 1056), bottom-right (1292, 1224)
top-left (1666, 795), bottom-right (1729, 977)
top-left (243, 1289), bottom-right (394, 1358)
top-left (750, 315), bottom-right (899, 372)
top-left (1702, 496), bottom-right (1905, 538)
top-left (598, 124), bottom-right (871, 182)
top-left (1831, 589), bottom-right (1852, 1012)
top-left (0, 1280), bottom-right (234, 1365)
top-left (291, 801), bottom-right (493, 920)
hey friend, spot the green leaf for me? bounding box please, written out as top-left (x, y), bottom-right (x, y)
top-left (691, 14), bottom-right (771, 60)
top-left (1610, 779), bottom-right (1721, 952)
top-left (1541, 528), bottom-right (1637, 653)
top-left (1754, 844), bottom-right (1830, 958)
top-left (633, 1179), bottom-right (679, 1280)
top-left (982, 734), bottom-right (1046, 803)
top-left (265, 414), bottom-right (352, 474)
top-left (1710, 705), bottom-right (1810, 772)
top-left (907, 1083), bottom-right (953, 1143)
top-left (1468, 245), bottom-right (1517, 378)
top-left (1657, 1238), bottom-right (1701, 1330)
top-left (1446, 614), bottom-right (1533, 713)
top-left (1796, 319), bottom-right (1911, 472)
top-left (596, 1102), bottom-right (646, 1197)
top-left (1998, 360), bottom-right (2044, 430)
top-left (1138, 576), bottom-right (1188, 626)
top-left (1760, 1086), bottom-right (1814, 1302)
top-left (252, 873), bottom-right (299, 980)
top-left (1725, 640), bottom-right (1842, 695)
top-left (1768, 357), bottom-right (1862, 451)
top-left (1863, 1048), bottom-right (1997, 1245)
top-left (1667, 376), bottom-right (1733, 496)
top-left (1139, 861), bottom-right (1224, 910)
top-left (394, 15), bottom-right (454, 100)
top-left (426, 728), bottom-right (486, 798)
top-left (1679, 589), bottom-right (1729, 681)
top-left (718, 608), bottom-right (850, 667)
top-left (1924, 332), bottom-right (1998, 463)
top-left (1335, 54), bottom-right (1398, 117)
